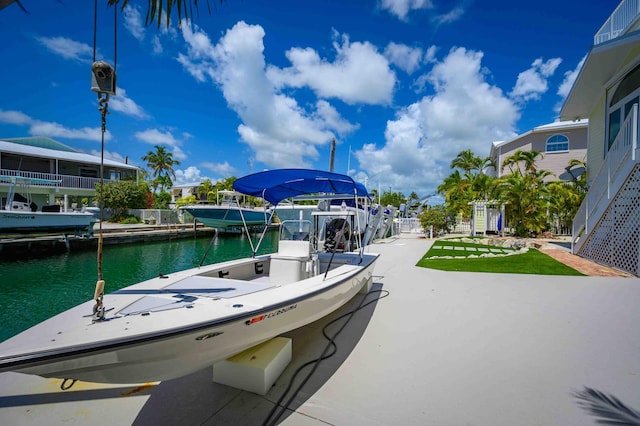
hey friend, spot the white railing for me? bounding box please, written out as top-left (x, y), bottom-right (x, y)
top-left (398, 217), bottom-right (422, 233)
top-left (0, 169), bottom-right (102, 190)
top-left (572, 103), bottom-right (639, 252)
top-left (594, 0), bottom-right (640, 45)
top-left (129, 209), bottom-right (180, 225)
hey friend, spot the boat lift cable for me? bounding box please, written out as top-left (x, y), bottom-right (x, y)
top-left (91, 0), bottom-right (118, 322)
top-left (261, 288), bottom-right (389, 426)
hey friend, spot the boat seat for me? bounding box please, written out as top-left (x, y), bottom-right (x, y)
top-left (270, 240), bottom-right (312, 285)
top-left (275, 240), bottom-right (311, 258)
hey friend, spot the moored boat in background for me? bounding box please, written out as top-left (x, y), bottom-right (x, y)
top-left (181, 190), bottom-right (269, 229)
top-left (0, 175), bottom-right (95, 236)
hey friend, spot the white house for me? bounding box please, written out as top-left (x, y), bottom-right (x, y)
top-left (560, 0), bottom-right (640, 276)
top-left (0, 136), bottom-right (139, 210)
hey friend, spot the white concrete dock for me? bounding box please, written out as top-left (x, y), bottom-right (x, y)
top-left (1, 234), bottom-right (639, 425)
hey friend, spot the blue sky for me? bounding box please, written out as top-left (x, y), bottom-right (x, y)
top-left (0, 0), bottom-right (617, 198)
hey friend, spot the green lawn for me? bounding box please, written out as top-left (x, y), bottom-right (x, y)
top-left (417, 241), bottom-right (584, 275)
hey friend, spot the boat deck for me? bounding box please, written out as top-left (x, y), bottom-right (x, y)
top-left (0, 234), bottom-right (639, 425)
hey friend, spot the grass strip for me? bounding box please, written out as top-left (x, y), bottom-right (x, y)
top-left (417, 246), bottom-right (584, 276)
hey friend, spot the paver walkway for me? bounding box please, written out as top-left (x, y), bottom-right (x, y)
top-left (536, 244), bottom-right (632, 277)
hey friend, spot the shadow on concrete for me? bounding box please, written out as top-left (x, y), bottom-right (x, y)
top-left (133, 282), bottom-right (387, 426)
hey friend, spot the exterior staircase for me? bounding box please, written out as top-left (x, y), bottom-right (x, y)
top-left (571, 104), bottom-right (640, 276)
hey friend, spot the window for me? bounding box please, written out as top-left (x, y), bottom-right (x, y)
top-left (546, 134), bottom-right (569, 152)
top-left (608, 64), bottom-right (640, 154)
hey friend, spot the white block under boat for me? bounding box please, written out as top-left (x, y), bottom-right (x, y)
top-left (0, 169), bottom-right (379, 384)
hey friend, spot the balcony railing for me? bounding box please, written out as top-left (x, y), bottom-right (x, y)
top-left (0, 169), bottom-right (103, 190)
top-left (572, 103), bottom-right (639, 252)
top-left (594, 0), bottom-right (640, 45)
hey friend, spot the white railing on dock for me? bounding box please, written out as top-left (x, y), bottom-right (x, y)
top-left (572, 103), bottom-right (639, 252)
top-left (129, 209), bottom-right (180, 225)
top-left (0, 169), bottom-right (102, 190)
top-left (594, 0), bottom-right (640, 45)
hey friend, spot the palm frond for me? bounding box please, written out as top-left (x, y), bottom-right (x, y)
top-left (573, 386), bottom-right (640, 425)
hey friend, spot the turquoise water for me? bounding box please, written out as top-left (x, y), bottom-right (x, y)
top-left (0, 232), bottom-right (278, 342)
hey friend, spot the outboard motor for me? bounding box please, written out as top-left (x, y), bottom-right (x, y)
top-left (324, 218), bottom-right (351, 252)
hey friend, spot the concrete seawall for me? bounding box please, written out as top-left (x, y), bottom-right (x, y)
top-left (0, 223), bottom-right (217, 259)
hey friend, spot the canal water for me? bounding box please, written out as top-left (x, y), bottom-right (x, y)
top-left (0, 232), bottom-right (278, 342)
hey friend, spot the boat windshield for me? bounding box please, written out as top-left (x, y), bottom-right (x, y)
top-left (279, 219), bottom-right (311, 243)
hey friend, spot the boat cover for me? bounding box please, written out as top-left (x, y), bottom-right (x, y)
top-left (233, 169), bottom-right (369, 205)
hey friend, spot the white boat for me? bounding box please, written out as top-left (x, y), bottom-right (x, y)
top-left (0, 169), bottom-right (379, 384)
top-left (0, 175), bottom-right (95, 236)
top-left (181, 190), bottom-right (268, 229)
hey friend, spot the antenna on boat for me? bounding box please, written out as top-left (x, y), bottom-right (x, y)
top-left (90, 0), bottom-right (118, 322)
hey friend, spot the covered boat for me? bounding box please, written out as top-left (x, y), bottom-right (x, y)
top-left (181, 189), bottom-right (269, 229)
top-left (0, 169), bottom-right (379, 384)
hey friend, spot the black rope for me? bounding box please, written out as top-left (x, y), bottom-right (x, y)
top-left (92, 0), bottom-right (97, 62)
top-left (113, 2), bottom-right (117, 73)
top-left (262, 288), bottom-right (389, 426)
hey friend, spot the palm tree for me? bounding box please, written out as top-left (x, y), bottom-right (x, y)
top-left (197, 178), bottom-right (216, 203)
top-left (142, 145), bottom-right (180, 192)
top-left (110, 0), bottom-right (224, 28)
top-left (450, 149), bottom-right (495, 176)
top-left (3, 1), bottom-right (225, 28)
top-left (437, 170), bottom-right (472, 217)
top-left (450, 149), bottom-right (478, 175)
top-left (501, 150), bottom-right (543, 177)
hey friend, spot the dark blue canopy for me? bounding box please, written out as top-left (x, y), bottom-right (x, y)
top-left (233, 169), bottom-right (370, 205)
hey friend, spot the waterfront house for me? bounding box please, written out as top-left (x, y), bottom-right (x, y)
top-left (170, 183), bottom-right (202, 207)
top-left (489, 120), bottom-right (588, 181)
top-left (0, 136), bottom-right (139, 211)
top-left (559, 0), bottom-right (640, 277)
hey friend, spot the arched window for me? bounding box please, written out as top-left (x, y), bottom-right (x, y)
top-left (546, 134), bottom-right (569, 152)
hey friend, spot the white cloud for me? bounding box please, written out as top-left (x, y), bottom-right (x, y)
top-left (380, 0), bottom-right (433, 21)
top-left (152, 35), bottom-right (164, 54)
top-left (355, 47), bottom-right (519, 196)
top-left (123, 6), bottom-right (145, 41)
top-left (557, 55), bottom-right (586, 100)
top-left (174, 166), bottom-right (210, 186)
top-left (36, 36), bottom-right (94, 63)
top-left (109, 87), bottom-right (150, 119)
top-left (384, 42), bottom-right (424, 74)
top-left (0, 109), bottom-right (109, 142)
top-left (135, 128), bottom-right (186, 160)
top-left (122, 6), bottom-right (175, 55)
top-left (177, 21), bottom-right (358, 168)
top-left (432, 6), bottom-right (466, 26)
top-left (0, 109), bottom-right (31, 125)
top-left (201, 161), bottom-right (236, 176)
top-left (510, 57), bottom-right (562, 102)
top-left (268, 31), bottom-right (396, 105)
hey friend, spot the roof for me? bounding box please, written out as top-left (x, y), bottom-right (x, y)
top-left (3, 136), bottom-right (78, 152)
top-left (491, 119), bottom-right (588, 150)
top-left (0, 138), bottom-right (138, 170)
top-left (233, 169), bottom-right (369, 205)
top-left (560, 30), bottom-right (640, 120)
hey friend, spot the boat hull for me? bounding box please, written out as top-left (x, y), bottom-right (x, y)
top-left (0, 252), bottom-right (378, 384)
top-left (0, 210), bottom-right (95, 234)
top-left (183, 205), bottom-right (267, 228)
